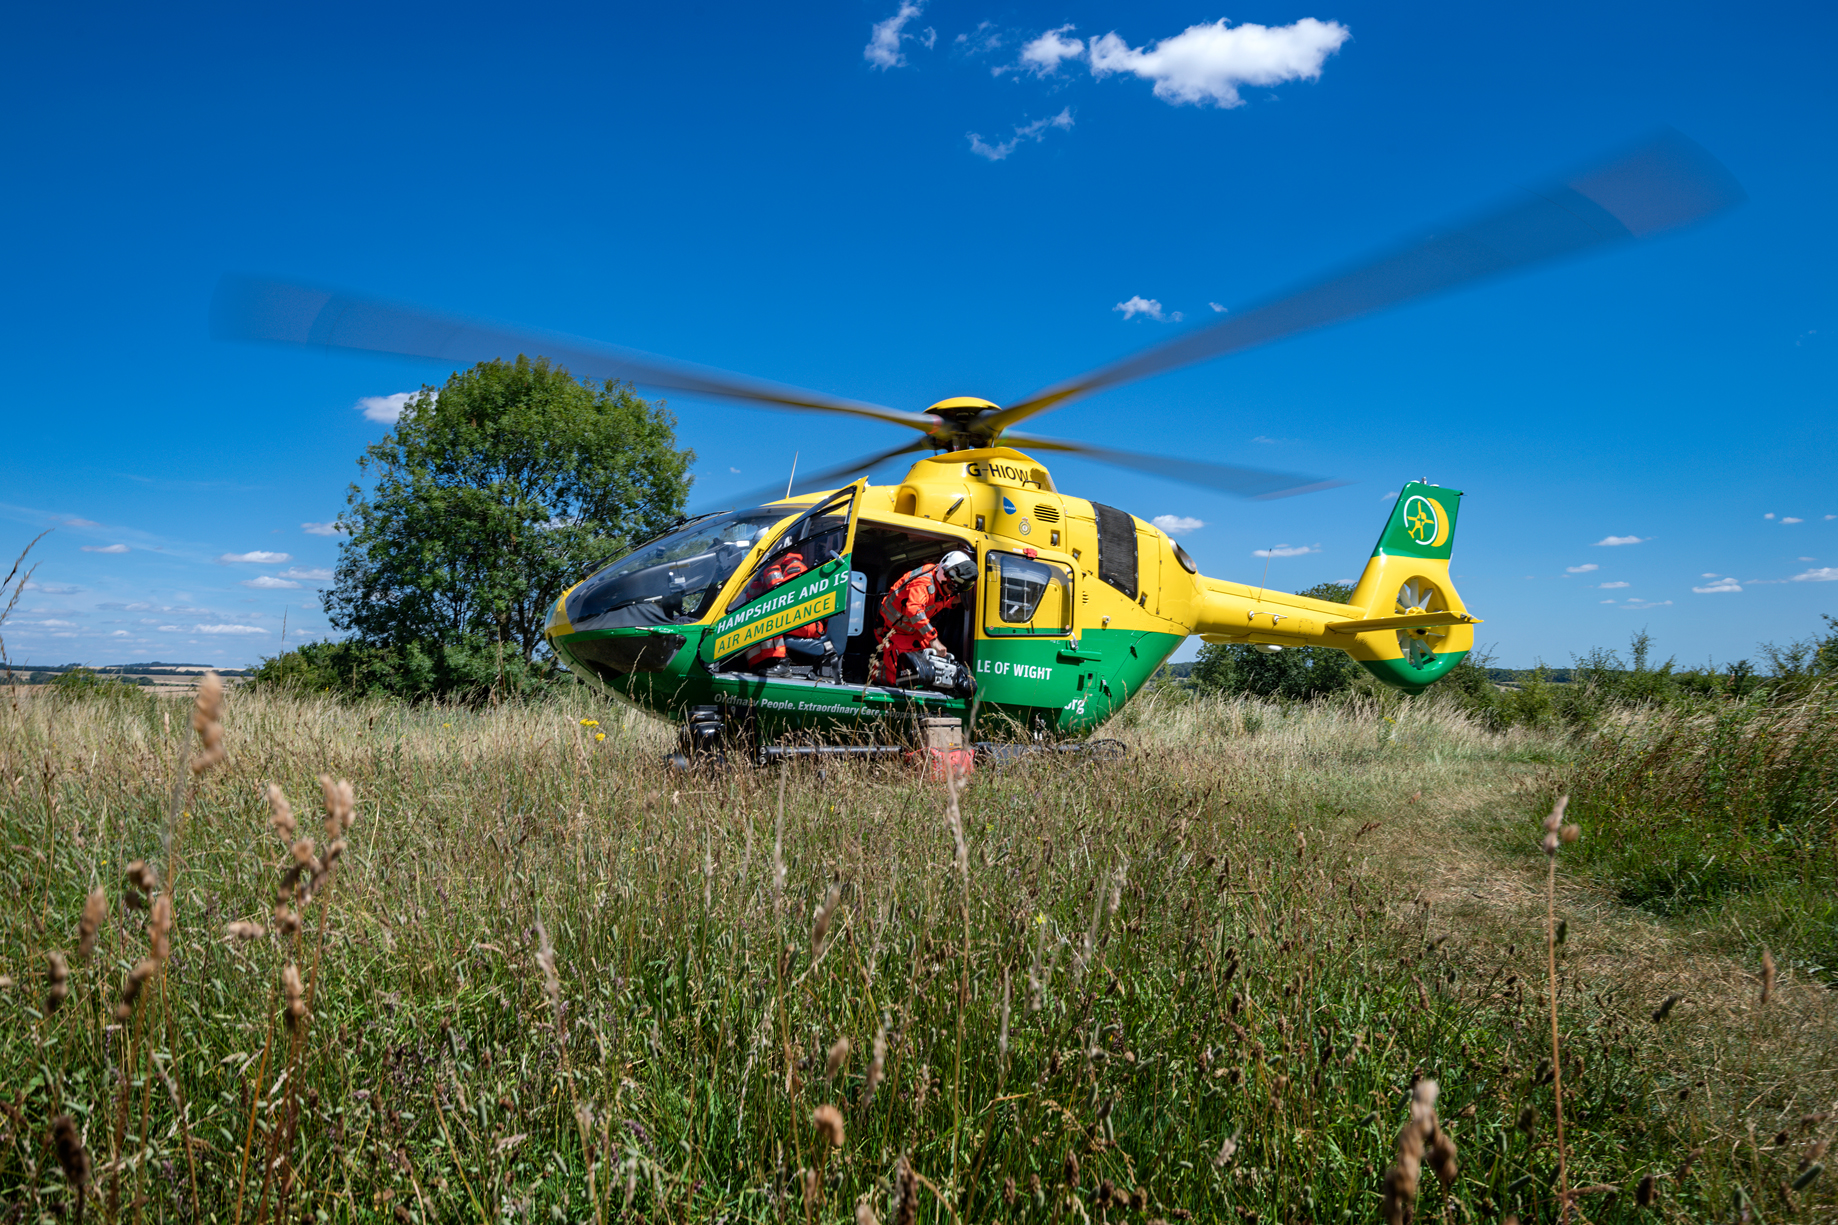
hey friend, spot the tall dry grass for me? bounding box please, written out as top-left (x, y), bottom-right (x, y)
top-left (0, 682), bottom-right (1831, 1222)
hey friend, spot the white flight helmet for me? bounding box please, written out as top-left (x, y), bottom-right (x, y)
top-left (938, 550), bottom-right (977, 590)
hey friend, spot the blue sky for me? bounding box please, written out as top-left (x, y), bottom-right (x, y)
top-left (2, 0), bottom-right (1832, 671)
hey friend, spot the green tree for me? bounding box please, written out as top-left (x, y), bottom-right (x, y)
top-left (325, 356), bottom-right (693, 675)
top-left (1190, 582), bottom-right (1362, 700)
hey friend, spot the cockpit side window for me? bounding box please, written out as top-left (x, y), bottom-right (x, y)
top-left (568, 509), bottom-right (789, 626)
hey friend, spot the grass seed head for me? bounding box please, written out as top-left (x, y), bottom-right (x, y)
top-left (812, 883), bottom-right (842, 960)
top-left (320, 774), bottom-right (355, 835)
top-left (117, 957), bottom-right (156, 1021)
top-left (124, 860), bottom-right (156, 895)
top-left (189, 671), bottom-right (226, 773)
top-left (1652, 993), bottom-right (1682, 1023)
top-left (813, 1103), bottom-right (845, 1147)
top-left (1635, 1173), bottom-right (1657, 1207)
top-left (44, 950), bottom-right (69, 1014)
top-left (895, 1155), bottom-right (917, 1225)
top-left (1541, 795), bottom-right (1570, 858)
top-left (1761, 948), bottom-right (1776, 1005)
top-left (282, 962), bottom-right (308, 1028)
top-left (825, 1036), bottom-right (851, 1082)
top-left (267, 784), bottom-right (296, 843)
top-left (51, 1113), bottom-right (88, 1188)
top-left (78, 886), bottom-right (106, 959)
top-left (866, 1024), bottom-right (887, 1098)
top-left (148, 893), bottom-right (172, 964)
top-left (855, 1205), bottom-right (879, 1225)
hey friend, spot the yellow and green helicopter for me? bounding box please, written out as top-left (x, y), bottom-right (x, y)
top-left (217, 131), bottom-right (1739, 756)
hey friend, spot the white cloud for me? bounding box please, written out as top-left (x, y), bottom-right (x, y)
top-left (38, 619), bottom-right (75, 628)
top-left (23, 581), bottom-right (82, 594)
top-left (1253, 543), bottom-right (1318, 558)
top-left (242, 575), bottom-right (301, 590)
top-left (1619, 600), bottom-right (1673, 609)
top-left (920, 26), bottom-right (935, 49)
top-left (729, 467), bottom-right (741, 474)
top-left (1700, 572), bottom-right (1719, 578)
top-left (301, 521), bottom-right (346, 536)
top-left (278, 566), bottom-right (334, 581)
top-left (1018, 25), bottom-right (1084, 75)
top-left (1208, 302), bottom-right (1227, 313)
top-left (1566, 563), bottom-right (1598, 574)
top-left (1791, 567), bottom-right (1838, 582)
top-left (157, 625), bottom-right (179, 632)
top-left (1592, 535), bottom-right (1647, 547)
top-left (1782, 517), bottom-right (1804, 524)
top-left (111, 630), bottom-right (129, 637)
top-left (81, 543), bottom-right (129, 554)
top-left (1801, 557), bottom-right (1817, 562)
top-left (1764, 512), bottom-right (1775, 519)
top-left (1827, 515), bottom-right (1836, 521)
top-left (218, 551), bottom-right (292, 564)
top-left (1113, 295), bottom-right (1169, 321)
top-left (1153, 515), bottom-right (1204, 535)
top-left (1381, 491), bottom-right (1398, 501)
top-left (1692, 578), bottom-right (1741, 594)
top-left (1250, 435), bottom-right (1279, 444)
top-left (955, 21), bottom-right (1002, 55)
top-left (967, 107), bottom-right (1074, 161)
top-left (865, 0), bottom-right (926, 70)
top-left (1600, 599), bottom-right (1616, 604)
top-left (63, 518), bottom-right (99, 527)
top-left (356, 391), bottom-right (427, 424)
top-left (194, 624), bottom-right (266, 635)
top-left (1087, 17), bottom-right (1350, 108)
top-left (1596, 580), bottom-right (1630, 589)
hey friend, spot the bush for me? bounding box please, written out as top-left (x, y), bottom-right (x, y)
top-left (249, 634), bottom-right (565, 703)
top-left (46, 667), bottom-right (154, 707)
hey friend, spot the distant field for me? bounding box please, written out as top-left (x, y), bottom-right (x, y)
top-left (1, 685), bottom-right (1832, 1222)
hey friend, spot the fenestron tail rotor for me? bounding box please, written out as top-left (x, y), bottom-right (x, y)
top-left (1395, 576), bottom-right (1452, 666)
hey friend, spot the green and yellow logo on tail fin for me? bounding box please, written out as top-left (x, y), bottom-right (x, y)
top-left (1374, 482), bottom-right (1462, 561)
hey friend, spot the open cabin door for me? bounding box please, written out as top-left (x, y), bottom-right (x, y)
top-left (700, 481), bottom-right (865, 667)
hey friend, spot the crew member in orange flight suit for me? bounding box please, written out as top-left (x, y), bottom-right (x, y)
top-left (878, 551), bottom-right (978, 685)
top-left (743, 547), bottom-right (827, 673)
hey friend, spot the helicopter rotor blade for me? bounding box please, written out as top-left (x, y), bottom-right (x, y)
top-left (212, 276), bottom-right (938, 434)
top-left (985, 128), bottom-right (1744, 435)
top-left (692, 439), bottom-right (933, 514)
top-left (1005, 432), bottom-right (1345, 501)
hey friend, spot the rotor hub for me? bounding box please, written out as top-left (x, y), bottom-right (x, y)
top-left (923, 397), bottom-right (1002, 450)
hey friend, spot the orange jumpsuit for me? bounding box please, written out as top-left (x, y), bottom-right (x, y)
top-left (743, 550), bottom-right (826, 669)
top-left (878, 563), bottom-right (961, 684)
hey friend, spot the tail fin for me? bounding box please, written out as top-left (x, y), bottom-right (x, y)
top-left (1345, 482), bottom-right (1475, 693)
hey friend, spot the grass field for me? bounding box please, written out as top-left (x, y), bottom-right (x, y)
top-left (2, 682), bottom-right (1834, 1223)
